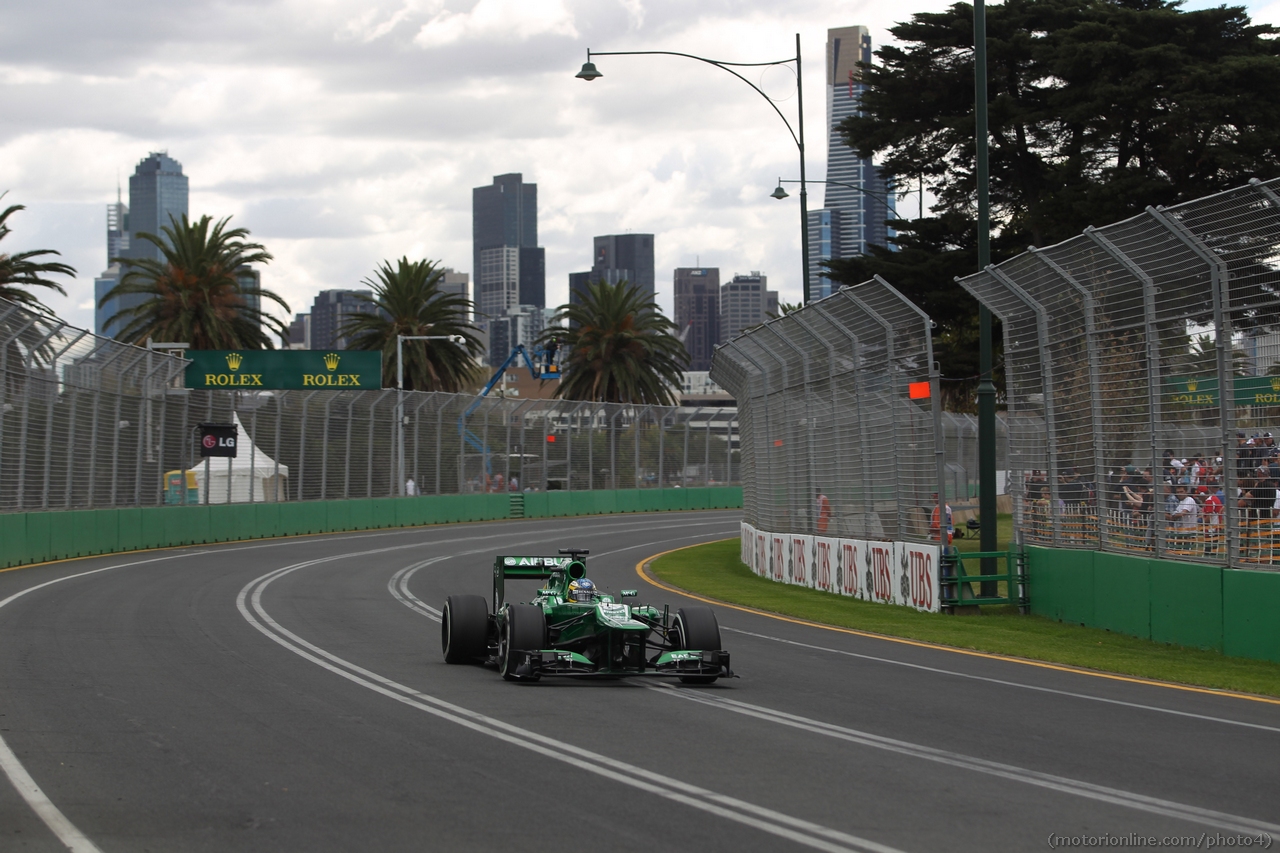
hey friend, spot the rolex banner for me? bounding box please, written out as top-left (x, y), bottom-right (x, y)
top-left (738, 522), bottom-right (939, 613)
top-left (184, 350), bottom-right (383, 391)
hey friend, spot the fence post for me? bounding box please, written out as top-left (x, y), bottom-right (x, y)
top-left (838, 289), bottom-right (904, 539)
top-left (724, 341), bottom-right (772, 529)
top-left (1087, 227), bottom-right (1165, 558)
top-left (763, 324), bottom-right (817, 531)
top-left (988, 266), bottom-right (1062, 546)
top-left (809, 304), bottom-right (875, 538)
top-left (1148, 205), bottom-right (1238, 566)
top-left (1029, 247), bottom-right (1107, 549)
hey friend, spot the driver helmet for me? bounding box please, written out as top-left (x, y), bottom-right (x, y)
top-left (567, 578), bottom-right (596, 603)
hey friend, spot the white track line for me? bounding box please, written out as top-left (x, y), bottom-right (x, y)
top-left (245, 546), bottom-right (902, 853)
top-left (0, 552), bottom-right (208, 853)
top-left (647, 684), bottom-right (1280, 837)
top-left (722, 626), bottom-right (1280, 735)
top-left (0, 514), bottom-right (729, 853)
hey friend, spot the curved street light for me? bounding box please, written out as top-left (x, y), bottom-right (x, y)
top-left (576, 39), bottom-right (813, 301)
top-left (770, 177), bottom-right (917, 220)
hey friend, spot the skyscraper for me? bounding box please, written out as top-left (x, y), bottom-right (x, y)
top-left (719, 272), bottom-right (776, 344)
top-left (309, 290), bottom-right (377, 351)
top-left (97, 153), bottom-right (190, 337)
top-left (591, 234), bottom-right (655, 300)
top-left (472, 173), bottom-right (544, 319)
top-left (806, 26), bottom-right (891, 301)
top-left (674, 267), bottom-right (720, 371)
top-left (125, 152), bottom-right (189, 264)
top-left (94, 187), bottom-right (130, 336)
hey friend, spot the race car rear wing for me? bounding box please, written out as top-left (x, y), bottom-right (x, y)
top-left (492, 555), bottom-right (586, 611)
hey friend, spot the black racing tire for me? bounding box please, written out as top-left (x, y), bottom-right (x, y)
top-left (672, 606), bottom-right (721, 685)
top-left (499, 604), bottom-right (547, 682)
top-left (441, 595), bottom-right (489, 664)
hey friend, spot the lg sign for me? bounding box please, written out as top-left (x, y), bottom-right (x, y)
top-left (198, 423), bottom-right (238, 458)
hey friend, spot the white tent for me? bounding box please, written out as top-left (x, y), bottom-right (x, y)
top-left (194, 413), bottom-right (289, 504)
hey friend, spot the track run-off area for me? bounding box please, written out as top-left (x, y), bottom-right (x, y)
top-left (1, 511), bottom-right (1277, 852)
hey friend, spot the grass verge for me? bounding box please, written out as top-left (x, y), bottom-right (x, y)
top-left (649, 538), bottom-right (1280, 700)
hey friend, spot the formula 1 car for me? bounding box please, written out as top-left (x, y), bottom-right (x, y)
top-left (440, 549), bottom-right (732, 683)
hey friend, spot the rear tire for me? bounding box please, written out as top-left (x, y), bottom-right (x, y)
top-left (441, 595), bottom-right (489, 664)
top-left (672, 606), bottom-right (721, 684)
top-left (499, 604), bottom-right (547, 682)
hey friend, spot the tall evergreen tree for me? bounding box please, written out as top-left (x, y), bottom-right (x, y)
top-left (831, 0), bottom-right (1280, 404)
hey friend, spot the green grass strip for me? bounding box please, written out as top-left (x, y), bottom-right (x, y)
top-left (650, 538), bottom-right (1280, 700)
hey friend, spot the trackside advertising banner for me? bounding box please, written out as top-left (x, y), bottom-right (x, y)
top-left (738, 524), bottom-right (939, 613)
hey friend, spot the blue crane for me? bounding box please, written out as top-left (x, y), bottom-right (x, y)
top-left (459, 343), bottom-right (563, 476)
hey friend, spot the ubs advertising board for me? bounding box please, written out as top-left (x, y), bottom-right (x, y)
top-left (184, 350), bottom-right (383, 391)
top-left (741, 522), bottom-right (940, 613)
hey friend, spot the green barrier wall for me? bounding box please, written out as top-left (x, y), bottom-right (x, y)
top-left (1026, 546), bottom-right (1280, 663)
top-left (0, 487), bottom-right (742, 572)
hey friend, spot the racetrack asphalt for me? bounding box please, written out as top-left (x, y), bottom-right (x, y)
top-left (0, 510), bottom-right (1277, 852)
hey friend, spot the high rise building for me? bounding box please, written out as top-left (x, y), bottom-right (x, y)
top-left (97, 154), bottom-right (190, 337)
top-left (806, 26), bottom-right (891, 301)
top-left (439, 268), bottom-right (470, 302)
top-left (472, 173), bottom-right (544, 317)
top-left (125, 152), bottom-right (189, 265)
top-left (673, 267), bottom-right (720, 371)
top-left (591, 234), bottom-right (655, 299)
top-left (719, 272), bottom-right (776, 344)
top-left (477, 246), bottom-right (520, 320)
top-left (488, 304), bottom-right (545, 367)
top-left (285, 313), bottom-right (311, 350)
top-left (568, 271), bottom-right (592, 306)
top-left (309, 290), bottom-right (377, 351)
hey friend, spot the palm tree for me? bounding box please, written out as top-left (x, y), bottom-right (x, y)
top-left (340, 257), bottom-right (481, 392)
top-left (767, 301), bottom-right (802, 320)
top-left (0, 194), bottom-right (76, 314)
top-left (100, 214), bottom-right (289, 348)
top-left (543, 279), bottom-right (688, 405)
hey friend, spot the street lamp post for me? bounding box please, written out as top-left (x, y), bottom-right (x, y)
top-left (577, 37), bottom-right (812, 301)
top-left (396, 334), bottom-right (463, 497)
top-left (974, 0), bottom-right (999, 587)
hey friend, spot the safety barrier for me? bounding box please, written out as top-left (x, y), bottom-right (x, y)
top-left (739, 522), bottom-right (943, 613)
top-left (0, 486), bottom-right (742, 570)
top-left (1025, 545), bottom-right (1280, 664)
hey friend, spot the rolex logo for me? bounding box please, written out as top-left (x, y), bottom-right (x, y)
top-left (1186, 378), bottom-right (1198, 392)
top-left (1270, 377), bottom-right (1280, 392)
top-left (323, 353), bottom-right (341, 371)
top-left (225, 353), bottom-right (243, 371)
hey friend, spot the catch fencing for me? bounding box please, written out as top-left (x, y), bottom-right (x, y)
top-left (957, 177), bottom-right (1280, 570)
top-left (710, 277), bottom-right (946, 543)
top-left (0, 298), bottom-right (739, 512)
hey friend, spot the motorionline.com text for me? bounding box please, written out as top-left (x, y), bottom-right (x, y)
top-left (1047, 833), bottom-right (1273, 849)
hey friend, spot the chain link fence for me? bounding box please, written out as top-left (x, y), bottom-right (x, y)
top-left (710, 277), bottom-right (946, 541)
top-left (0, 298), bottom-right (739, 512)
top-left (958, 177), bottom-right (1280, 570)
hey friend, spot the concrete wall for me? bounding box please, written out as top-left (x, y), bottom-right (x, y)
top-left (0, 487), bottom-right (743, 571)
top-left (1026, 546), bottom-right (1280, 664)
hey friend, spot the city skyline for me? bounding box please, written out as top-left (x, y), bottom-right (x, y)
top-left (3, 0), bottom-right (1266, 334)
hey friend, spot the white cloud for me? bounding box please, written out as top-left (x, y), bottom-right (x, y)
top-left (6, 0), bottom-right (1274, 338)
top-left (414, 0), bottom-right (579, 48)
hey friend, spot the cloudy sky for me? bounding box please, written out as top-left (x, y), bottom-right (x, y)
top-left (4, 0), bottom-right (1278, 335)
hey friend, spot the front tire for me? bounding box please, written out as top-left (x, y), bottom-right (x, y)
top-left (672, 606), bottom-right (722, 685)
top-left (499, 604), bottom-right (547, 682)
top-left (442, 595), bottom-right (489, 664)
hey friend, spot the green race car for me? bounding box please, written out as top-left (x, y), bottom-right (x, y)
top-left (440, 548), bottom-right (732, 683)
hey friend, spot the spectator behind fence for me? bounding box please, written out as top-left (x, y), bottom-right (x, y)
top-left (1166, 484), bottom-right (1199, 550)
